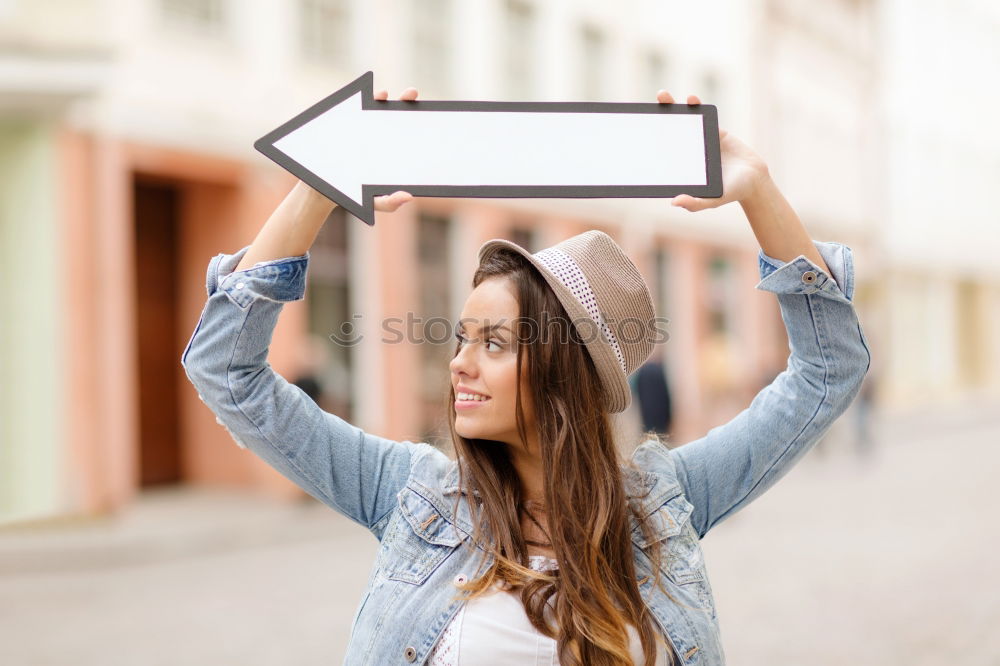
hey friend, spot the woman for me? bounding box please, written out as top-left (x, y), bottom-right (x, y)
top-left (181, 85), bottom-right (870, 666)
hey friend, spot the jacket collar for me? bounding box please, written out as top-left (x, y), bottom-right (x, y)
top-left (440, 462), bottom-right (664, 511)
top-left (427, 462), bottom-right (678, 552)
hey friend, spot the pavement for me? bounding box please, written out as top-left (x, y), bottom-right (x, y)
top-left (1, 403), bottom-right (998, 665)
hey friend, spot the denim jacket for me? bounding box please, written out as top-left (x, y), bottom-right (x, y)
top-left (181, 239), bottom-right (870, 665)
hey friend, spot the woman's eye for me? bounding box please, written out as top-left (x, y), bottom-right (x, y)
top-left (455, 332), bottom-right (502, 352)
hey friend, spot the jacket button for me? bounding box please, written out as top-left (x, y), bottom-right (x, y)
top-left (235, 282), bottom-right (245, 289)
top-left (801, 270), bottom-right (817, 284)
top-left (403, 646), bottom-right (417, 661)
top-left (454, 573), bottom-right (467, 584)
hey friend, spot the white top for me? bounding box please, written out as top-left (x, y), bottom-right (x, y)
top-left (427, 555), bottom-right (671, 665)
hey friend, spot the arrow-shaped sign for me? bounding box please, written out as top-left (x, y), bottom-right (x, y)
top-left (254, 71), bottom-right (722, 226)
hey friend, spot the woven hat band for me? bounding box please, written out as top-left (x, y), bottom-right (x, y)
top-left (533, 247), bottom-right (628, 374)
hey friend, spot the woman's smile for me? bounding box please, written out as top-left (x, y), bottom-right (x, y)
top-left (455, 390), bottom-right (492, 410)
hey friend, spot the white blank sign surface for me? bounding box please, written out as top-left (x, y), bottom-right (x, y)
top-left (275, 90), bottom-right (708, 204)
top-left (255, 71), bottom-right (722, 226)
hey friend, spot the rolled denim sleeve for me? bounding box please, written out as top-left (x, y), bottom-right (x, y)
top-left (180, 244), bottom-right (426, 540)
top-left (671, 240), bottom-right (871, 538)
top-left (756, 240), bottom-right (855, 304)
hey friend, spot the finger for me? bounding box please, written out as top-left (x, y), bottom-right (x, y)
top-left (687, 94), bottom-right (701, 105)
top-left (719, 128), bottom-right (729, 140)
top-left (399, 87), bottom-right (418, 101)
top-left (382, 191), bottom-right (413, 210)
top-left (375, 89), bottom-right (388, 100)
top-left (656, 90), bottom-right (675, 104)
top-left (671, 194), bottom-right (709, 212)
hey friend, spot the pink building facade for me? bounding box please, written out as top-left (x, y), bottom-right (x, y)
top-left (45, 128), bottom-right (786, 520)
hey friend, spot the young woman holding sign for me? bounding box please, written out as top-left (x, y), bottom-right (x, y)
top-left (181, 85), bottom-right (869, 665)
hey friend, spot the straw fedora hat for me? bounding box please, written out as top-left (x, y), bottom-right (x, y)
top-left (476, 230), bottom-right (657, 413)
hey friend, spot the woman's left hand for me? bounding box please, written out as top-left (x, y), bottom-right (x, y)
top-left (655, 90), bottom-right (770, 211)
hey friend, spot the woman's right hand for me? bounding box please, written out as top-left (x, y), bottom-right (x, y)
top-left (372, 86), bottom-right (419, 212)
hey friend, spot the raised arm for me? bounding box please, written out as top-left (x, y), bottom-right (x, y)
top-left (233, 176), bottom-right (412, 271)
top-left (671, 239), bottom-right (869, 538)
top-left (654, 90), bottom-right (871, 538)
top-left (181, 86), bottom-right (422, 540)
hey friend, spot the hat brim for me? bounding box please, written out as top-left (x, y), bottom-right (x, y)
top-left (476, 238), bottom-right (631, 413)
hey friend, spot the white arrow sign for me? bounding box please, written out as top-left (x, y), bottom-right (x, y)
top-left (254, 71), bottom-right (722, 226)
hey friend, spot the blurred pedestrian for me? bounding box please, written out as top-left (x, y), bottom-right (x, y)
top-left (633, 346), bottom-right (673, 440)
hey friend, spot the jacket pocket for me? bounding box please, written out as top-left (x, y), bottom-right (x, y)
top-left (383, 485), bottom-right (466, 585)
top-left (633, 491), bottom-right (706, 586)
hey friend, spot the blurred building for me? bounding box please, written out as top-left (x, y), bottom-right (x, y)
top-left (1, 0), bottom-right (997, 524)
top-left (873, 0), bottom-right (1000, 408)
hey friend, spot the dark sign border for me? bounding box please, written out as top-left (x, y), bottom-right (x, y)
top-left (255, 70), bottom-right (723, 226)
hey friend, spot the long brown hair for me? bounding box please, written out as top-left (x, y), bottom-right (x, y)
top-left (444, 247), bottom-right (677, 666)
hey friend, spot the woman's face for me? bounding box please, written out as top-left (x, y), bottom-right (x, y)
top-left (450, 276), bottom-right (536, 449)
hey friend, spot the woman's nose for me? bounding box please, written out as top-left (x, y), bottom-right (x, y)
top-left (449, 342), bottom-right (476, 376)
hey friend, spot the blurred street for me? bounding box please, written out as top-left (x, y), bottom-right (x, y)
top-left (2, 2), bottom-right (998, 664)
top-left (2, 404), bottom-right (998, 666)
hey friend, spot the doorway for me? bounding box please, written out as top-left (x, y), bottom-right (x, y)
top-left (133, 178), bottom-right (183, 487)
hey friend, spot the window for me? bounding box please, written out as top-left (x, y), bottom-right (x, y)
top-left (705, 255), bottom-right (733, 334)
top-left (417, 212), bottom-right (453, 444)
top-left (508, 224), bottom-right (538, 253)
top-left (956, 280), bottom-right (986, 388)
top-left (160, 0), bottom-right (225, 34)
top-left (306, 207), bottom-right (353, 420)
top-left (579, 24), bottom-right (605, 100)
top-left (701, 69), bottom-right (720, 103)
top-left (412, 0), bottom-right (452, 95)
top-left (502, 0), bottom-right (535, 100)
top-left (642, 49), bottom-right (668, 99)
top-left (299, 0), bottom-right (351, 66)
top-left (652, 245), bottom-right (671, 321)
top-left (700, 253), bottom-right (739, 397)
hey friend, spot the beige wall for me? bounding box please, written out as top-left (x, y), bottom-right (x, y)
top-left (0, 119), bottom-right (63, 524)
